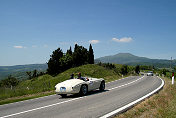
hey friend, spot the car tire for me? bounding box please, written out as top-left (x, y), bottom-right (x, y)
top-left (60, 94), bottom-right (67, 98)
top-left (79, 85), bottom-right (88, 96)
top-left (99, 81), bottom-right (105, 91)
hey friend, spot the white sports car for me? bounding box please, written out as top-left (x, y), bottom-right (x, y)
top-left (55, 77), bottom-right (105, 97)
top-left (147, 71), bottom-right (153, 76)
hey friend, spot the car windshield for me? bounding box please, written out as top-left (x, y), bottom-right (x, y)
top-left (148, 71), bottom-right (153, 73)
top-left (77, 77), bottom-right (89, 81)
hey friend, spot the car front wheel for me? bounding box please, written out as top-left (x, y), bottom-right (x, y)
top-left (79, 85), bottom-right (88, 96)
top-left (99, 81), bottom-right (105, 91)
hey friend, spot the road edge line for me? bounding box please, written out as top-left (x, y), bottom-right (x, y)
top-left (100, 76), bottom-right (165, 118)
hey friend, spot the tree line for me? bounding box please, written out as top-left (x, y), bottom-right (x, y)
top-left (26, 70), bottom-right (45, 80)
top-left (97, 62), bottom-right (140, 75)
top-left (47, 44), bottom-right (94, 76)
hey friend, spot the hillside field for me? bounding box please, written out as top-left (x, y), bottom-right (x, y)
top-left (0, 64), bottom-right (47, 80)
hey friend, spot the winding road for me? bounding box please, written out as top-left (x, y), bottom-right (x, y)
top-left (0, 76), bottom-right (164, 118)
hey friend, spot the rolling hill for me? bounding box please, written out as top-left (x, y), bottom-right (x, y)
top-left (95, 53), bottom-right (176, 68)
top-left (0, 64), bottom-right (48, 80)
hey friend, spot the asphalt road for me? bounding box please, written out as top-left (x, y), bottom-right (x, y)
top-left (0, 76), bottom-right (163, 118)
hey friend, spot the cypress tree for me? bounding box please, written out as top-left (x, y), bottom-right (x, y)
top-left (88, 44), bottom-right (94, 64)
top-left (66, 46), bottom-right (72, 56)
top-left (135, 65), bottom-right (140, 74)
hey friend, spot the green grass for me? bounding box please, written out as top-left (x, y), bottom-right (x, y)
top-left (0, 64), bottom-right (124, 105)
top-left (0, 91), bottom-right (55, 105)
top-left (160, 79), bottom-right (176, 118)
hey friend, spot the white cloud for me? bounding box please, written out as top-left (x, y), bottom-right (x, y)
top-left (14, 46), bottom-right (25, 49)
top-left (89, 40), bottom-right (100, 44)
top-left (112, 37), bottom-right (133, 43)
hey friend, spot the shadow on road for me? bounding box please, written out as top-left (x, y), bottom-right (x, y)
top-left (59, 89), bottom-right (109, 99)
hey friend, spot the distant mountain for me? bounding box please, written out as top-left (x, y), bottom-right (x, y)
top-left (95, 53), bottom-right (176, 68)
top-left (0, 64), bottom-right (48, 80)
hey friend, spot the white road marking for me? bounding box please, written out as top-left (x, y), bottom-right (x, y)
top-left (108, 76), bottom-right (144, 91)
top-left (0, 97), bottom-right (83, 118)
top-left (106, 76), bottom-right (130, 84)
top-left (100, 76), bottom-right (164, 118)
top-left (0, 76), bottom-right (145, 118)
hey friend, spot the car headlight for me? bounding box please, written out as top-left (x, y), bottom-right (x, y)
top-left (60, 87), bottom-right (66, 92)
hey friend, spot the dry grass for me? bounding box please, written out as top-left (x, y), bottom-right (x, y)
top-left (114, 77), bottom-right (176, 118)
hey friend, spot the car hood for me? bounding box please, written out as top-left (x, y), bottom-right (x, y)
top-left (55, 79), bottom-right (84, 88)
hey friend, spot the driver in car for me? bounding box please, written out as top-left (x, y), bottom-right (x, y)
top-left (70, 73), bottom-right (74, 79)
top-left (77, 72), bottom-right (89, 81)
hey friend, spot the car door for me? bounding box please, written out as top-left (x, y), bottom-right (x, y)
top-left (87, 80), bottom-right (95, 91)
top-left (88, 78), bottom-right (100, 90)
top-left (93, 80), bottom-right (101, 89)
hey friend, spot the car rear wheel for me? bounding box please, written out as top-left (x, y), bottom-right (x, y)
top-left (99, 81), bottom-right (105, 91)
top-left (79, 85), bottom-right (88, 96)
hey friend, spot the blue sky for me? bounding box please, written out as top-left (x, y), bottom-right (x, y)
top-left (0, 0), bottom-right (176, 66)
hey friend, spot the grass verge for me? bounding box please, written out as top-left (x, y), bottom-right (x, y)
top-left (114, 77), bottom-right (176, 118)
top-left (0, 91), bottom-right (55, 105)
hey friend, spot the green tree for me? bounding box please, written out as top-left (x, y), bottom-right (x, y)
top-left (60, 53), bottom-right (73, 71)
top-left (26, 71), bottom-right (32, 79)
top-left (174, 66), bottom-right (176, 72)
top-left (32, 69), bottom-right (37, 78)
top-left (88, 44), bottom-right (94, 64)
top-left (66, 46), bottom-right (73, 56)
top-left (161, 68), bottom-right (167, 76)
top-left (47, 48), bottom-right (63, 75)
top-left (1, 75), bottom-right (19, 87)
top-left (0, 80), bottom-right (2, 87)
top-left (121, 65), bottom-right (129, 75)
top-left (47, 44), bottom-right (93, 76)
top-left (72, 44), bottom-right (88, 66)
top-left (135, 65), bottom-right (140, 74)
top-left (140, 65), bottom-right (153, 70)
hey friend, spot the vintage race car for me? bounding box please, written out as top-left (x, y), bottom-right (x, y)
top-left (147, 71), bottom-right (153, 76)
top-left (55, 77), bottom-right (105, 97)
